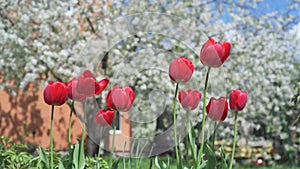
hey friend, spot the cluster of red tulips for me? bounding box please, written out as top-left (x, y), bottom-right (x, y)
top-left (168, 38), bottom-right (248, 169)
top-left (169, 38), bottom-right (248, 120)
top-left (43, 70), bottom-right (135, 126)
top-left (43, 37), bottom-right (248, 169)
top-left (43, 70), bottom-right (135, 168)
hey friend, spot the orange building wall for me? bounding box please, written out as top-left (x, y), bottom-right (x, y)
top-left (107, 112), bottom-right (131, 153)
top-left (0, 83), bottom-right (83, 150)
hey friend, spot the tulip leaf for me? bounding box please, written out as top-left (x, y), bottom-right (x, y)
top-left (65, 144), bottom-right (74, 169)
top-left (78, 139), bottom-right (86, 169)
top-left (72, 140), bottom-right (85, 169)
top-left (72, 143), bottom-right (79, 169)
top-left (154, 156), bottom-right (168, 169)
top-left (198, 160), bottom-right (207, 169)
top-left (220, 146), bottom-right (229, 169)
top-left (188, 123), bottom-right (197, 163)
top-left (38, 147), bottom-right (49, 169)
top-left (58, 160), bottom-right (65, 169)
top-left (205, 144), bottom-right (216, 169)
top-left (111, 158), bottom-right (120, 169)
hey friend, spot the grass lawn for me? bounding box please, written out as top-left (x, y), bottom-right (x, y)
top-left (234, 165), bottom-right (300, 169)
top-left (104, 155), bottom-right (300, 169)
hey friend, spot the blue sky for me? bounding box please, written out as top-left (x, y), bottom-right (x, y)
top-left (256, 0), bottom-right (289, 14)
top-left (116, 0), bottom-right (298, 24)
top-left (221, 0), bottom-right (299, 24)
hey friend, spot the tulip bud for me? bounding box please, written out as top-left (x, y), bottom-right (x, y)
top-left (44, 81), bottom-right (68, 106)
top-left (178, 89), bottom-right (202, 111)
top-left (229, 90), bottom-right (248, 111)
top-left (200, 38), bottom-right (231, 68)
top-left (95, 109), bottom-right (115, 126)
top-left (206, 97), bottom-right (228, 121)
top-left (67, 78), bottom-right (85, 101)
top-left (106, 86), bottom-right (135, 112)
top-left (77, 70), bottom-right (109, 97)
top-left (169, 57), bottom-right (194, 83)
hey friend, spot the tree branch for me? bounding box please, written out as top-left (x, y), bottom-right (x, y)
top-left (86, 16), bottom-right (101, 38)
top-left (40, 60), bottom-right (63, 82)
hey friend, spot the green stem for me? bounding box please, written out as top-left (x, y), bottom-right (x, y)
top-left (50, 105), bottom-right (54, 169)
top-left (211, 122), bottom-right (218, 150)
top-left (149, 157), bottom-right (153, 169)
top-left (199, 66), bottom-right (211, 163)
top-left (98, 127), bottom-right (105, 158)
top-left (68, 101), bottom-right (74, 149)
top-left (185, 111), bottom-right (190, 164)
top-left (122, 142), bottom-right (127, 169)
top-left (79, 99), bottom-right (87, 166)
top-left (173, 83), bottom-right (181, 169)
top-left (229, 111), bottom-right (238, 169)
top-left (110, 125), bottom-right (117, 168)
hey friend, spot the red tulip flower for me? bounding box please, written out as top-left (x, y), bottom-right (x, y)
top-left (169, 57), bottom-right (194, 83)
top-left (67, 77), bottom-right (85, 101)
top-left (229, 90), bottom-right (248, 111)
top-left (77, 70), bottom-right (109, 97)
top-left (44, 81), bottom-right (68, 106)
top-left (178, 89), bottom-right (202, 111)
top-left (206, 97), bottom-right (228, 121)
top-left (106, 86), bottom-right (135, 112)
top-left (200, 38), bottom-right (231, 68)
top-left (95, 109), bottom-right (115, 126)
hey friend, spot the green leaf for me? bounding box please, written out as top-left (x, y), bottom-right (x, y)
top-left (39, 147), bottom-right (49, 169)
top-left (58, 160), bottom-right (65, 169)
top-left (154, 156), bottom-right (168, 169)
top-left (111, 157), bottom-right (120, 169)
top-left (63, 144), bottom-right (74, 169)
top-left (220, 147), bottom-right (228, 169)
top-left (188, 123), bottom-right (198, 163)
top-left (205, 144), bottom-right (216, 169)
top-left (72, 143), bottom-right (79, 169)
top-left (72, 141), bottom-right (85, 169)
top-left (198, 160), bottom-right (207, 169)
top-left (154, 157), bottom-right (160, 169)
top-left (78, 139), bottom-right (85, 169)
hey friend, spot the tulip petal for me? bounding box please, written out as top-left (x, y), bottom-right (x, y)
top-left (82, 70), bottom-right (96, 79)
top-left (95, 78), bottom-right (109, 95)
top-left (229, 90), bottom-right (248, 111)
top-left (77, 76), bottom-right (96, 97)
top-left (95, 109), bottom-right (115, 126)
top-left (229, 90), bottom-right (239, 110)
top-left (237, 91), bottom-right (248, 110)
top-left (106, 86), bottom-right (135, 112)
top-left (178, 89), bottom-right (202, 111)
top-left (221, 42), bottom-right (231, 63)
top-left (169, 57), bottom-right (194, 83)
top-left (200, 38), bottom-right (231, 68)
top-left (206, 97), bottom-right (228, 121)
top-left (43, 81), bottom-right (68, 106)
top-left (67, 78), bottom-right (86, 101)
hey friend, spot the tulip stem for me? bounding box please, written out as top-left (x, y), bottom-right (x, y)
top-left (185, 111), bottom-right (190, 164)
top-left (79, 99), bottom-right (87, 167)
top-left (212, 122), bottom-right (218, 150)
top-left (68, 101), bottom-right (74, 149)
top-left (50, 105), bottom-right (54, 169)
top-left (98, 127), bottom-right (105, 159)
top-left (173, 83), bottom-right (181, 169)
top-left (199, 66), bottom-right (211, 163)
top-left (110, 125), bottom-right (116, 168)
top-left (229, 110), bottom-right (238, 169)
